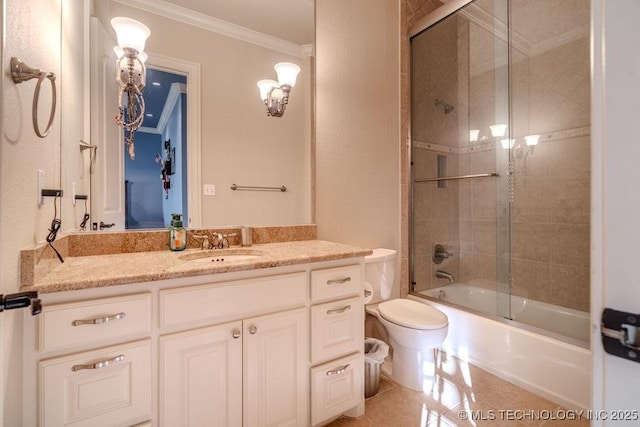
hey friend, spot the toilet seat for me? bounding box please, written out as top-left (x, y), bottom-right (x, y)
top-left (378, 299), bottom-right (448, 330)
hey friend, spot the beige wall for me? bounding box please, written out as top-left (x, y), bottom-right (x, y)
top-left (315, 0), bottom-right (402, 295)
top-left (2, 0), bottom-right (62, 423)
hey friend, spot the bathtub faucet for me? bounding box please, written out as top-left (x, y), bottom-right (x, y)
top-left (436, 270), bottom-right (455, 284)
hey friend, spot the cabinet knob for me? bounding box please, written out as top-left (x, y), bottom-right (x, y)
top-left (232, 329), bottom-right (241, 339)
top-left (249, 325), bottom-right (257, 335)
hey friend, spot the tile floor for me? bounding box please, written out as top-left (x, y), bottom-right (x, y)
top-left (326, 352), bottom-right (589, 426)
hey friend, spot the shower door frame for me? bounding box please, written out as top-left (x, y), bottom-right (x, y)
top-left (408, 0), bottom-right (513, 320)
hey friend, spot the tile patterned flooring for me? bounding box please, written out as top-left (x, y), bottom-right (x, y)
top-left (326, 352), bottom-right (589, 426)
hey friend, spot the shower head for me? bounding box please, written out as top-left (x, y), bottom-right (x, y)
top-left (435, 98), bottom-right (454, 114)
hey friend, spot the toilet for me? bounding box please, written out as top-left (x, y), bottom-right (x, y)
top-left (364, 248), bottom-right (448, 392)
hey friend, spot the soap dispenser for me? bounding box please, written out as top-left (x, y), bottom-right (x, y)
top-left (169, 213), bottom-right (187, 251)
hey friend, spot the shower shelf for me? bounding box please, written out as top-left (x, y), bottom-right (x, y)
top-left (415, 173), bottom-right (499, 183)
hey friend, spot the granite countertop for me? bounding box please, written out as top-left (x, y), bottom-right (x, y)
top-left (21, 240), bottom-right (372, 294)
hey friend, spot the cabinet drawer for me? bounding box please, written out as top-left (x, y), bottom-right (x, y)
top-left (39, 339), bottom-right (152, 427)
top-left (311, 296), bottom-right (364, 364)
top-left (311, 265), bottom-right (362, 303)
top-left (38, 294), bottom-right (152, 352)
top-left (311, 352), bottom-right (364, 426)
top-left (159, 272), bottom-right (307, 328)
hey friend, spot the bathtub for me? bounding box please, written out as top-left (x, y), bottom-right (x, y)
top-left (422, 283), bottom-right (590, 342)
top-left (411, 284), bottom-right (592, 410)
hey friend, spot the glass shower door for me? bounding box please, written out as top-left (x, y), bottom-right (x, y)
top-left (410, 0), bottom-right (512, 320)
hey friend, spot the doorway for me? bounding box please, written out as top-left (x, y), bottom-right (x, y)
top-left (124, 68), bottom-right (187, 229)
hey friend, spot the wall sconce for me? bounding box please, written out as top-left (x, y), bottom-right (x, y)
top-left (524, 134), bottom-right (540, 148)
top-left (500, 139), bottom-right (515, 150)
top-left (489, 123), bottom-right (508, 137)
top-left (257, 62), bottom-right (301, 117)
top-left (111, 17), bottom-right (151, 160)
top-left (501, 134), bottom-right (541, 159)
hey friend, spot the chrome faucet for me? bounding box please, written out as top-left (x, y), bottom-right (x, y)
top-left (211, 233), bottom-right (225, 249)
top-left (192, 234), bottom-right (210, 250)
top-left (436, 270), bottom-right (455, 284)
top-left (211, 233), bottom-right (237, 249)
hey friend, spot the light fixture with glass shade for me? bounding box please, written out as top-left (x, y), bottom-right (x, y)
top-left (111, 17), bottom-right (151, 160)
top-left (489, 123), bottom-right (508, 137)
top-left (257, 62), bottom-right (301, 117)
top-left (500, 139), bottom-right (515, 150)
top-left (524, 134), bottom-right (540, 147)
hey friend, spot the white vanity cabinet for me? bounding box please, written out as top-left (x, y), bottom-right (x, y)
top-left (309, 265), bottom-right (365, 426)
top-left (24, 258), bottom-right (366, 427)
top-left (158, 271), bottom-right (309, 426)
top-left (40, 339), bottom-right (152, 427)
top-left (159, 309), bottom-right (308, 427)
top-left (159, 321), bottom-right (243, 426)
top-left (33, 294), bottom-right (153, 427)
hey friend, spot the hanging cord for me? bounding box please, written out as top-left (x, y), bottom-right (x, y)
top-left (79, 198), bottom-right (90, 230)
top-left (46, 193), bottom-right (64, 263)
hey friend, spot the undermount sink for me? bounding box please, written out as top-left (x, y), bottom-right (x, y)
top-left (178, 249), bottom-right (265, 263)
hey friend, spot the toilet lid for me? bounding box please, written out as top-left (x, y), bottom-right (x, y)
top-left (378, 299), bottom-right (448, 330)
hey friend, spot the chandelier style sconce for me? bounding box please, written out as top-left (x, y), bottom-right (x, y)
top-left (504, 134), bottom-right (540, 159)
top-left (257, 62), bottom-right (301, 117)
top-left (470, 123), bottom-right (540, 157)
top-left (111, 17), bottom-right (151, 160)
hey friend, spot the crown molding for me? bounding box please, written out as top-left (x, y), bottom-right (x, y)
top-left (112, 0), bottom-right (309, 58)
top-left (157, 82), bottom-right (186, 134)
top-left (139, 82), bottom-right (186, 134)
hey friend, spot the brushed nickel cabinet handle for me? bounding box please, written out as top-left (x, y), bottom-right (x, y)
top-left (249, 325), bottom-right (257, 335)
top-left (327, 277), bottom-right (351, 285)
top-left (72, 312), bottom-right (126, 326)
top-left (72, 354), bottom-right (125, 371)
top-left (326, 363), bottom-right (350, 376)
top-left (232, 329), bottom-right (241, 339)
top-left (327, 305), bottom-right (351, 315)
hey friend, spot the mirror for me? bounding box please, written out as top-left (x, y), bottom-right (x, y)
top-left (63, 0), bottom-right (314, 231)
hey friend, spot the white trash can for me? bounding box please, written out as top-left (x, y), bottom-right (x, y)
top-left (364, 337), bottom-right (389, 398)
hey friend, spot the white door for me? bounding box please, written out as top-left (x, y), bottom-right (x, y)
top-left (159, 321), bottom-right (243, 427)
top-left (592, 0), bottom-right (640, 424)
top-left (89, 17), bottom-right (125, 229)
top-left (243, 308), bottom-right (309, 427)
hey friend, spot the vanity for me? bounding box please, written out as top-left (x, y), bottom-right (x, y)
top-left (20, 231), bottom-right (370, 427)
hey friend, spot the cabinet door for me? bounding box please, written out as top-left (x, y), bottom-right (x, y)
top-left (243, 308), bottom-right (309, 427)
top-left (39, 339), bottom-right (151, 427)
top-left (311, 353), bottom-right (364, 426)
top-left (311, 296), bottom-right (364, 364)
top-left (159, 321), bottom-right (243, 427)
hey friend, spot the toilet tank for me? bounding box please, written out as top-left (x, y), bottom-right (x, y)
top-left (364, 248), bottom-right (397, 302)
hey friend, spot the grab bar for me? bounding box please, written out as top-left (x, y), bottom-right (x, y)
top-left (415, 173), bottom-right (499, 183)
top-left (230, 184), bottom-right (287, 192)
top-left (10, 57), bottom-right (57, 138)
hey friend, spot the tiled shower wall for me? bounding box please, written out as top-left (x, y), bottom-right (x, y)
top-left (403, 0), bottom-right (591, 312)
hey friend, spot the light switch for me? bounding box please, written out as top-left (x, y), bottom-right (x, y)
top-left (203, 184), bottom-right (216, 196)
